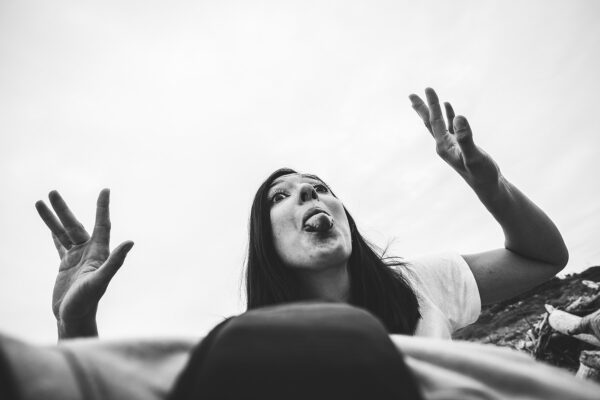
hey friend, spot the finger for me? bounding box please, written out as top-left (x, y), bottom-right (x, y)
top-left (49, 191), bottom-right (90, 245)
top-left (444, 102), bottom-right (456, 134)
top-left (93, 241), bottom-right (134, 286)
top-left (91, 189), bottom-right (111, 245)
top-left (453, 115), bottom-right (477, 160)
top-left (35, 200), bottom-right (72, 249)
top-left (408, 94), bottom-right (433, 135)
top-left (51, 234), bottom-right (67, 259)
top-left (424, 88), bottom-right (448, 139)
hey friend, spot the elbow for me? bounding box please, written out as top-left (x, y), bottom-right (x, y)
top-left (526, 242), bottom-right (569, 275)
top-left (542, 230), bottom-right (570, 271)
top-left (549, 244), bottom-right (569, 272)
top-left (557, 247), bottom-right (569, 269)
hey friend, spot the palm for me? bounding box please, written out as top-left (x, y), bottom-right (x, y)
top-left (52, 243), bottom-right (108, 321)
top-left (439, 137), bottom-right (500, 188)
top-left (36, 189), bottom-right (134, 326)
top-left (409, 88), bottom-right (501, 188)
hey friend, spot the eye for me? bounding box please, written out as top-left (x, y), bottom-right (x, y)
top-left (270, 190), bottom-right (287, 204)
top-left (313, 184), bottom-right (328, 193)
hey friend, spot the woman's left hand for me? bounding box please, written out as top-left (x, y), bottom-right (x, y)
top-left (409, 88), bottom-right (569, 305)
top-left (409, 87), bottom-right (501, 189)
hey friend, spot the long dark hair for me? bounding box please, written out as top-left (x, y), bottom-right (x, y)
top-left (245, 168), bottom-right (421, 334)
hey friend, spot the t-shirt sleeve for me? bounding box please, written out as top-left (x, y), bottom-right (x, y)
top-left (405, 252), bottom-right (481, 333)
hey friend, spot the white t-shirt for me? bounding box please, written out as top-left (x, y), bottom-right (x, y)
top-left (397, 253), bottom-right (481, 339)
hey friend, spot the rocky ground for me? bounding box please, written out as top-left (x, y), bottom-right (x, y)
top-left (453, 266), bottom-right (600, 373)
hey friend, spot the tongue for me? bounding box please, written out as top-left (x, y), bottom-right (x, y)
top-left (304, 213), bottom-right (333, 232)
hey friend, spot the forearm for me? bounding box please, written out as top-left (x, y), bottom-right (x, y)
top-left (57, 318), bottom-right (98, 341)
top-left (471, 175), bottom-right (569, 267)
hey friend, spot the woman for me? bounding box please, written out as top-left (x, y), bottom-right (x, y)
top-left (35, 88), bottom-right (569, 340)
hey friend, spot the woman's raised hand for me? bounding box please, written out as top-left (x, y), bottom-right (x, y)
top-left (409, 88), bottom-right (501, 189)
top-left (35, 189), bottom-right (134, 339)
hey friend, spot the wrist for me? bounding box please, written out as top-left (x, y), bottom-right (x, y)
top-left (469, 174), bottom-right (509, 204)
top-left (57, 317), bottom-right (98, 340)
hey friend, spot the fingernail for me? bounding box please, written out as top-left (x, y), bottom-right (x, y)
top-left (455, 116), bottom-right (467, 129)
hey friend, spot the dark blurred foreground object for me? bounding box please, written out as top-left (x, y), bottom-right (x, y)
top-left (168, 303), bottom-right (423, 400)
top-left (1, 303), bottom-right (600, 400)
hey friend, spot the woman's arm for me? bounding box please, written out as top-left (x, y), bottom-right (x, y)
top-left (409, 88), bottom-right (568, 305)
top-left (35, 189), bottom-right (134, 340)
top-left (461, 176), bottom-right (568, 304)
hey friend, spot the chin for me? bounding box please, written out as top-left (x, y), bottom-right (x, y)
top-left (311, 230), bottom-right (351, 262)
top-left (305, 244), bottom-right (351, 270)
top-left (279, 231), bottom-right (352, 271)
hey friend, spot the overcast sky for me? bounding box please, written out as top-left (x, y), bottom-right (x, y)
top-left (1, 0), bottom-right (599, 343)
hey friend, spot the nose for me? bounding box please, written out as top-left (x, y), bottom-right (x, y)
top-left (298, 184), bottom-right (318, 203)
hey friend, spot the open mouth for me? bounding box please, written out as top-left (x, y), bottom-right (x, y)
top-left (302, 209), bottom-right (334, 233)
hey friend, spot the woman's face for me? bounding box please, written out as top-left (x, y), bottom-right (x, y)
top-left (267, 173), bottom-right (352, 271)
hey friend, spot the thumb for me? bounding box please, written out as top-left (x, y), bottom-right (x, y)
top-left (92, 241), bottom-right (135, 288)
top-left (453, 115), bottom-right (477, 160)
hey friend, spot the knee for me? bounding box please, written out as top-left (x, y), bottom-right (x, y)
top-left (170, 302), bottom-right (422, 400)
top-left (229, 302), bottom-right (386, 341)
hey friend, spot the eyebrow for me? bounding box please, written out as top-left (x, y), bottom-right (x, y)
top-left (268, 174), bottom-right (324, 190)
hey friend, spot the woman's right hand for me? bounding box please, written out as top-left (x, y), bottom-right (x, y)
top-left (35, 189), bottom-right (134, 340)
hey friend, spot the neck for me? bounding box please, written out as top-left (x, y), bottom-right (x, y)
top-left (295, 262), bottom-right (350, 303)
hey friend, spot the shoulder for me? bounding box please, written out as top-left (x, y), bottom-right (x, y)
top-left (399, 252), bottom-right (474, 291)
top-left (394, 253), bottom-right (482, 335)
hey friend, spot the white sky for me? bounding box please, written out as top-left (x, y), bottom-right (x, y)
top-left (1, 0), bottom-right (599, 343)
